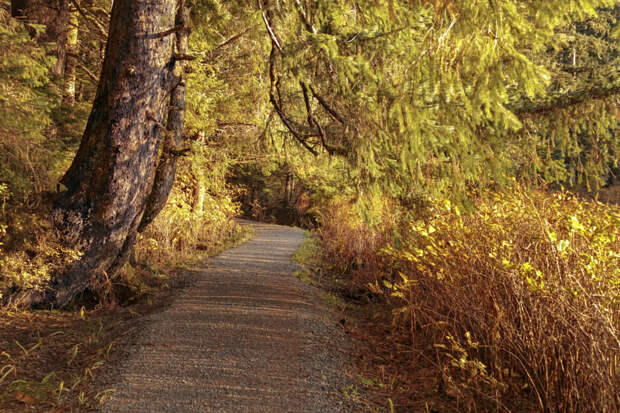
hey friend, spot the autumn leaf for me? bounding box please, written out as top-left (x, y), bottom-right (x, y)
top-left (14, 391), bottom-right (39, 404)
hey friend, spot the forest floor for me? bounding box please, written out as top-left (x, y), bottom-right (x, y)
top-left (0, 222), bottom-right (363, 412)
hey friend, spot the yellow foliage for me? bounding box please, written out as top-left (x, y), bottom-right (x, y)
top-left (0, 210), bottom-right (82, 303)
top-left (318, 186), bottom-right (620, 412)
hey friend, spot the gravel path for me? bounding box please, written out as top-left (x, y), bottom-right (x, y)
top-left (99, 222), bottom-right (360, 412)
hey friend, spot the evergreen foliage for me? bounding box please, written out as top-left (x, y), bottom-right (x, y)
top-left (0, 0), bottom-right (618, 410)
top-left (258, 0), bottom-right (619, 200)
top-left (0, 3), bottom-right (57, 200)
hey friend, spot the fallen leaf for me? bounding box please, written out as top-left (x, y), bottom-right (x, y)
top-left (14, 391), bottom-right (39, 404)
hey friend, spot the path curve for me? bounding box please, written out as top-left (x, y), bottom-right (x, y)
top-left (99, 222), bottom-right (357, 412)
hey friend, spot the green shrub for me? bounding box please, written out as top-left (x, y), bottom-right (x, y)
top-left (133, 147), bottom-right (247, 268)
top-left (0, 7), bottom-right (66, 201)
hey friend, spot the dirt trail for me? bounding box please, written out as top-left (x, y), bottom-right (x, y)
top-left (99, 222), bottom-right (359, 412)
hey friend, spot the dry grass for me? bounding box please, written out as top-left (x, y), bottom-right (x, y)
top-left (317, 187), bottom-right (620, 412)
top-left (0, 221), bottom-right (253, 411)
top-left (0, 307), bottom-right (137, 411)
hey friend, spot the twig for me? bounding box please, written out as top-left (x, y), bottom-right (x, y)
top-left (70, 0), bottom-right (108, 40)
top-left (151, 24), bottom-right (187, 39)
top-left (174, 54), bottom-right (196, 61)
top-left (294, 0), bottom-right (316, 34)
top-left (309, 85), bottom-right (345, 124)
top-left (75, 61), bottom-right (99, 83)
top-left (215, 26), bottom-right (256, 50)
top-left (261, 11), bottom-right (283, 52)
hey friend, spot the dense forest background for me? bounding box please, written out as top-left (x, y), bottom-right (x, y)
top-left (0, 0), bottom-right (619, 411)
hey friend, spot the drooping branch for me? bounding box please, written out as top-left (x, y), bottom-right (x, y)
top-left (268, 49), bottom-right (318, 155)
top-left (300, 81), bottom-right (346, 156)
top-left (300, 81), bottom-right (327, 149)
top-left (260, 2), bottom-right (319, 156)
top-left (510, 83), bottom-right (620, 116)
top-left (308, 84), bottom-right (345, 124)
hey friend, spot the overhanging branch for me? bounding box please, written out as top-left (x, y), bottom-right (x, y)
top-left (269, 48), bottom-right (318, 155)
top-left (309, 85), bottom-right (345, 124)
top-left (510, 83), bottom-right (620, 116)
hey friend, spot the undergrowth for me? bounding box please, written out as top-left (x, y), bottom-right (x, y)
top-left (317, 186), bottom-right (620, 412)
top-left (0, 307), bottom-right (134, 411)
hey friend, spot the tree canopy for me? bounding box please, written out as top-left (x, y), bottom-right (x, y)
top-left (254, 0), bottom-right (619, 199)
top-left (0, 0), bottom-right (618, 305)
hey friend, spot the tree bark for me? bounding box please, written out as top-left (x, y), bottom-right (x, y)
top-left (138, 1), bottom-right (190, 232)
top-left (63, 4), bottom-right (79, 106)
top-left (49, 0), bottom-right (180, 306)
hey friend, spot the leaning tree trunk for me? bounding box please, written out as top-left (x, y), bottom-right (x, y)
top-left (48, 0), bottom-right (183, 306)
top-left (138, 2), bottom-right (190, 232)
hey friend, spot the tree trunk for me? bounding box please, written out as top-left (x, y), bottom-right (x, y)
top-left (191, 177), bottom-right (206, 215)
top-left (48, 0), bottom-right (181, 306)
top-left (138, 1), bottom-right (190, 232)
top-left (63, 5), bottom-right (79, 107)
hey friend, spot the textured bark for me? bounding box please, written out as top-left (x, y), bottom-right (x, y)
top-left (49, 0), bottom-right (180, 306)
top-left (138, 1), bottom-right (190, 232)
top-left (191, 179), bottom-right (206, 215)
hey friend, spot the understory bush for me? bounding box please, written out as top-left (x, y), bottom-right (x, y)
top-left (0, 208), bottom-right (81, 304)
top-left (0, 149), bottom-right (249, 305)
top-left (134, 186), bottom-right (243, 266)
top-left (318, 186), bottom-right (619, 412)
top-left (133, 145), bottom-right (246, 265)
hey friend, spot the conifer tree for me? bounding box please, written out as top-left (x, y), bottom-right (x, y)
top-left (259, 0), bottom-right (619, 198)
top-left (10, 0), bottom-right (72, 78)
top-left (7, 0), bottom-right (618, 305)
top-left (47, 0), bottom-right (186, 306)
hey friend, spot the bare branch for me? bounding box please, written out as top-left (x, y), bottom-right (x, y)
top-left (268, 48), bottom-right (318, 155)
top-left (309, 85), bottom-right (345, 124)
top-left (215, 26), bottom-right (257, 50)
top-left (70, 0), bottom-right (108, 40)
top-left (301, 81), bottom-right (346, 155)
top-left (75, 60), bottom-right (98, 83)
top-left (151, 24), bottom-right (187, 39)
top-left (261, 11), bottom-right (284, 52)
top-left (174, 54), bottom-right (196, 61)
top-left (294, 0), bottom-right (316, 34)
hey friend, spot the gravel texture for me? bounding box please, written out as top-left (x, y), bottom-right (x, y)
top-left (98, 222), bottom-right (361, 412)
